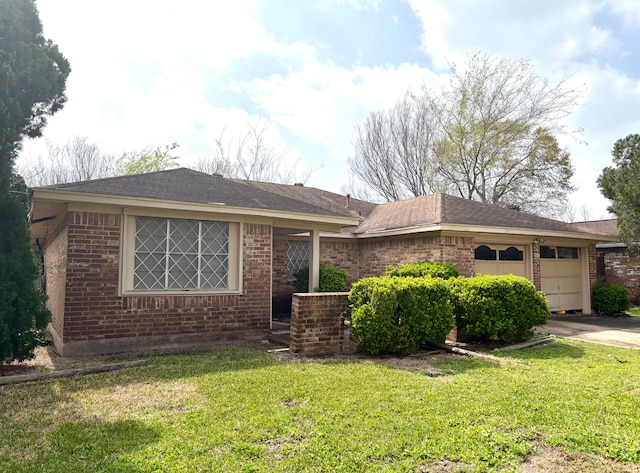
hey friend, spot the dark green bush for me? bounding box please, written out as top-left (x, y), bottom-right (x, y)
top-left (592, 282), bottom-right (630, 315)
top-left (292, 263), bottom-right (349, 293)
top-left (448, 275), bottom-right (549, 342)
top-left (0, 195), bottom-right (51, 363)
top-left (386, 260), bottom-right (460, 280)
top-left (349, 276), bottom-right (454, 354)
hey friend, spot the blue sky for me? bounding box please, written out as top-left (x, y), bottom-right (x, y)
top-left (18, 0), bottom-right (640, 220)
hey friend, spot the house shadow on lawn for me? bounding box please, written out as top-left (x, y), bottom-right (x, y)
top-left (25, 419), bottom-right (160, 473)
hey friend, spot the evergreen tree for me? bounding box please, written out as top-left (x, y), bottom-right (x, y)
top-left (0, 194), bottom-right (50, 362)
top-left (0, 0), bottom-right (70, 362)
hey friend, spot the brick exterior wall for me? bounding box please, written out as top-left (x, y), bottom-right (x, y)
top-left (290, 292), bottom-right (353, 356)
top-left (49, 212), bottom-right (272, 355)
top-left (358, 235), bottom-right (442, 278)
top-left (319, 239), bottom-right (360, 288)
top-left (588, 244), bottom-right (598, 296)
top-left (440, 236), bottom-right (475, 277)
top-left (272, 239), bottom-right (290, 297)
top-left (599, 248), bottom-right (640, 302)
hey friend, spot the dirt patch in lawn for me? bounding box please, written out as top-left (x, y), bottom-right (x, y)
top-left (520, 444), bottom-right (640, 472)
top-left (0, 345), bottom-right (130, 376)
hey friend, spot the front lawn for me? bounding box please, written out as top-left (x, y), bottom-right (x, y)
top-left (1, 341), bottom-right (639, 472)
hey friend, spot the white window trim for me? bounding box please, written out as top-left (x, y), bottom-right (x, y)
top-left (120, 214), bottom-right (242, 296)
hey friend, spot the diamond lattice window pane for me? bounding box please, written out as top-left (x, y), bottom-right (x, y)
top-left (134, 217), bottom-right (168, 290)
top-left (287, 240), bottom-right (309, 280)
top-left (168, 254), bottom-right (198, 289)
top-left (169, 219), bottom-right (199, 254)
top-left (201, 222), bottom-right (229, 254)
top-left (201, 255), bottom-right (228, 288)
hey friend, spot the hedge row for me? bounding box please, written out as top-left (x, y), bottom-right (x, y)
top-left (350, 276), bottom-right (454, 355)
top-left (350, 261), bottom-right (550, 354)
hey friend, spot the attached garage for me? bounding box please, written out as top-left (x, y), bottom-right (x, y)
top-left (474, 244), bottom-right (527, 278)
top-left (540, 246), bottom-right (583, 311)
top-left (474, 242), bottom-right (586, 312)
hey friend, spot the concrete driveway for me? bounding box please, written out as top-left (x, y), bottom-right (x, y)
top-left (537, 314), bottom-right (640, 349)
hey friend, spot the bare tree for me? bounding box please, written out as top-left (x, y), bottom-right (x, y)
top-left (193, 119), bottom-right (317, 184)
top-left (349, 53), bottom-right (583, 217)
top-left (19, 135), bottom-right (114, 186)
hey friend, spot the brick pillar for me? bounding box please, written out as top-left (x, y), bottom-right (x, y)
top-left (290, 292), bottom-right (352, 356)
top-left (532, 239), bottom-right (541, 290)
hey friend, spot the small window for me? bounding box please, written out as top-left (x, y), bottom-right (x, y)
top-left (287, 240), bottom-right (309, 280)
top-left (540, 246), bottom-right (556, 259)
top-left (558, 247), bottom-right (579, 259)
top-left (475, 245), bottom-right (497, 261)
top-left (499, 246), bottom-right (523, 261)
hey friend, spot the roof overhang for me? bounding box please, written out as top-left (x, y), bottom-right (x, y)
top-left (30, 188), bottom-right (360, 242)
top-left (347, 222), bottom-right (620, 242)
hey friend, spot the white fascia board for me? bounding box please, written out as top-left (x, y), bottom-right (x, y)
top-left (32, 189), bottom-right (360, 229)
top-left (348, 222), bottom-right (619, 242)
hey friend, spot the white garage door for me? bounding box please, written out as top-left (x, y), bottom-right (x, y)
top-left (474, 245), bottom-right (526, 277)
top-left (540, 246), bottom-right (582, 312)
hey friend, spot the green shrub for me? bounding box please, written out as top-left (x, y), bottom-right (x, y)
top-left (386, 260), bottom-right (460, 280)
top-left (349, 276), bottom-right (454, 354)
top-left (292, 263), bottom-right (349, 293)
top-left (448, 275), bottom-right (549, 342)
top-left (592, 282), bottom-right (630, 315)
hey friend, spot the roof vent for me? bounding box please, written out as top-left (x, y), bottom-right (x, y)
top-left (294, 182), bottom-right (304, 187)
top-left (213, 173), bottom-right (223, 178)
top-left (345, 193), bottom-right (351, 208)
top-left (508, 205), bottom-right (521, 212)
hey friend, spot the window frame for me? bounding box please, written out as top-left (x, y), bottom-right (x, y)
top-left (120, 213), bottom-right (242, 296)
top-left (287, 240), bottom-right (310, 281)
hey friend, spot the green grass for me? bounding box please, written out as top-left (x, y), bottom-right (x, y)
top-left (1, 342), bottom-right (640, 472)
top-left (627, 306), bottom-right (640, 316)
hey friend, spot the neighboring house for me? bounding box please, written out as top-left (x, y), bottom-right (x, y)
top-left (573, 219), bottom-right (640, 302)
top-left (30, 168), bottom-right (616, 355)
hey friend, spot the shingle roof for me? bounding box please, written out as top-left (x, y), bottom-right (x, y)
top-left (354, 193), bottom-right (608, 235)
top-left (35, 168), bottom-right (614, 238)
top-left (37, 168), bottom-right (367, 219)
top-left (571, 219), bottom-right (619, 236)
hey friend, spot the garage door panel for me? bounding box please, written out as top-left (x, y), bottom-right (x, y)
top-left (541, 279), bottom-right (557, 293)
top-left (498, 265), bottom-right (526, 277)
top-left (475, 262), bottom-right (498, 276)
top-left (540, 265), bottom-right (557, 277)
top-left (539, 247), bottom-right (582, 311)
top-left (559, 277), bottom-right (581, 292)
top-left (559, 293), bottom-right (581, 311)
top-left (558, 261), bottom-right (580, 277)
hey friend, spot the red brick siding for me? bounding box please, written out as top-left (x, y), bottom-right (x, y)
top-left (272, 239), bottom-right (291, 297)
top-left (358, 235), bottom-right (443, 278)
top-left (60, 212), bottom-right (271, 346)
top-left (440, 236), bottom-right (475, 277)
top-left (44, 225), bottom-right (68, 337)
top-left (290, 292), bottom-right (352, 356)
top-left (588, 244), bottom-right (598, 296)
top-left (532, 240), bottom-right (541, 290)
top-left (600, 248), bottom-right (640, 301)
top-left (320, 239), bottom-right (360, 288)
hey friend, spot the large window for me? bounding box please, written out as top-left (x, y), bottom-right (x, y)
top-left (133, 217), bottom-right (230, 291)
top-left (287, 240), bottom-right (309, 280)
